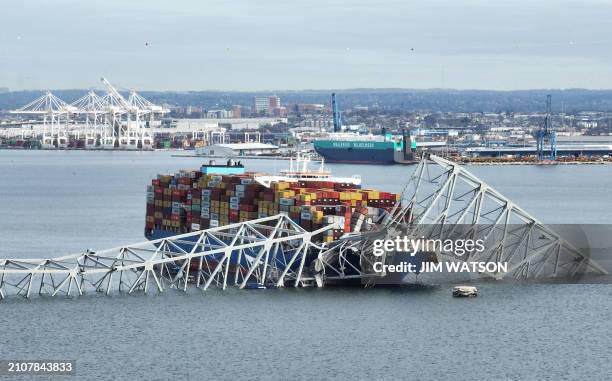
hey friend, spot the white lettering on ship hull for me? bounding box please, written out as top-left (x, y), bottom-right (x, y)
top-left (330, 142), bottom-right (377, 149)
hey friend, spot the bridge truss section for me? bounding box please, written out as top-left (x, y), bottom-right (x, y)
top-left (384, 154), bottom-right (608, 280)
top-left (0, 215), bottom-right (333, 300)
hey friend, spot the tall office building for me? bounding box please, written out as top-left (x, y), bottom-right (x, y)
top-left (268, 95), bottom-right (280, 109)
top-left (253, 95), bottom-right (281, 115)
top-left (231, 105), bottom-right (242, 119)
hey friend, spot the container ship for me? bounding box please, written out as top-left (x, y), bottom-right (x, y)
top-left (145, 157), bottom-right (398, 241)
top-left (143, 156), bottom-right (412, 286)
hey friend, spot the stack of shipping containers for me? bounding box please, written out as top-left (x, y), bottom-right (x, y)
top-left (146, 169), bottom-right (399, 243)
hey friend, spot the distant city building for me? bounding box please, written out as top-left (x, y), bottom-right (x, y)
top-left (254, 97), bottom-right (269, 113)
top-left (299, 118), bottom-right (332, 129)
top-left (576, 119), bottom-right (598, 129)
top-left (231, 105), bottom-right (242, 119)
top-left (196, 142), bottom-right (279, 156)
top-left (169, 105), bottom-right (203, 116)
top-left (290, 103), bottom-right (326, 114)
top-left (271, 106), bottom-right (287, 117)
top-left (171, 117), bottom-right (286, 131)
top-left (268, 95), bottom-right (280, 109)
top-left (253, 95), bottom-right (281, 115)
top-left (206, 109), bottom-right (231, 119)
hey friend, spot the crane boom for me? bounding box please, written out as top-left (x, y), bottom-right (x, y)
top-left (100, 77), bottom-right (131, 109)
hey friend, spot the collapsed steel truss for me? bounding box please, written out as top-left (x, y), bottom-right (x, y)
top-left (385, 154), bottom-right (608, 279)
top-left (0, 215), bottom-right (335, 299)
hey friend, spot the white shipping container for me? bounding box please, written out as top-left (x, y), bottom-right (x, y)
top-left (327, 216), bottom-right (345, 226)
top-left (279, 198), bottom-right (294, 206)
top-left (210, 220), bottom-right (219, 228)
top-left (191, 223), bottom-right (201, 231)
top-left (353, 218), bottom-right (364, 233)
top-left (236, 184), bottom-right (245, 192)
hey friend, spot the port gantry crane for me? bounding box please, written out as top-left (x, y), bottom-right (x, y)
top-left (70, 90), bottom-right (109, 148)
top-left (536, 95), bottom-right (557, 161)
top-left (7, 78), bottom-right (166, 150)
top-left (9, 91), bottom-right (76, 149)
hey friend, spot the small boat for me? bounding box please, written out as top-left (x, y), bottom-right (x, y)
top-left (245, 283), bottom-right (266, 290)
top-left (452, 285), bottom-right (478, 297)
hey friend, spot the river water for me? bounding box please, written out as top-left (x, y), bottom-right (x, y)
top-left (1, 150), bottom-right (611, 380)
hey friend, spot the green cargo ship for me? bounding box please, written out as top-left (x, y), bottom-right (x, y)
top-left (314, 132), bottom-right (416, 164)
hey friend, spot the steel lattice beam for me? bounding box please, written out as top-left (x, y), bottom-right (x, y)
top-left (384, 153), bottom-right (607, 280)
top-left (0, 215), bottom-right (335, 300)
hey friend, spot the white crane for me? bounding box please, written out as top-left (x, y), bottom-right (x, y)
top-left (9, 78), bottom-right (167, 150)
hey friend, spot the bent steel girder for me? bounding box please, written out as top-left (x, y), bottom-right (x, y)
top-left (313, 229), bottom-right (389, 286)
top-left (0, 215), bottom-right (334, 300)
top-left (384, 154), bottom-right (608, 280)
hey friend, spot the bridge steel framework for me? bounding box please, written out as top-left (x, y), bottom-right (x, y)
top-left (384, 154), bottom-right (607, 280)
top-left (0, 215), bottom-right (335, 300)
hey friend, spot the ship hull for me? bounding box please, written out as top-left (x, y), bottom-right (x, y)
top-left (314, 144), bottom-right (396, 164)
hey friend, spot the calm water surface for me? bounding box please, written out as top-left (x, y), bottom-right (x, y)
top-left (1, 150), bottom-right (611, 380)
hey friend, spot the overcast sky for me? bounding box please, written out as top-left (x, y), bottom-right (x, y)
top-left (2, 0), bottom-right (612, 91)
